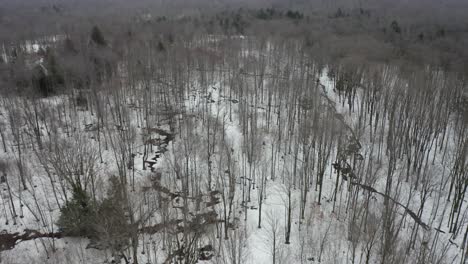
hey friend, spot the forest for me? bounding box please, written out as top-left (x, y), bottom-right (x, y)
top-left (0, 0), bottom-right (467, 263)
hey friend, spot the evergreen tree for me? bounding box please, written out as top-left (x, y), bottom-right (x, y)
top-left (391, 20), bottom-right (401, 34)
top-left (91, 25), bottom-right (107, 46)
top-left (57, 187), bottom-right (96, 237)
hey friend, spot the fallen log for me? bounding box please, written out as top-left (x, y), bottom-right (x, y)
top-left (0, 229), bottom-right (63, 251)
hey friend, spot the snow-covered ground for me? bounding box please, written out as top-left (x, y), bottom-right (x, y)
top-left (0, 38), bottom-right (466, 264)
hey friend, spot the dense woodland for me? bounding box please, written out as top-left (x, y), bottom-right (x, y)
top-left (0, 0), bottom-right (467, 263)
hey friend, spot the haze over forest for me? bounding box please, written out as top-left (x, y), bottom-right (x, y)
top-left (0, 0), bottom-right (467, 263)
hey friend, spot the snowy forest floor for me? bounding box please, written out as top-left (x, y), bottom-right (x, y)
top-left (0, 47), bottom-right (466, 264)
